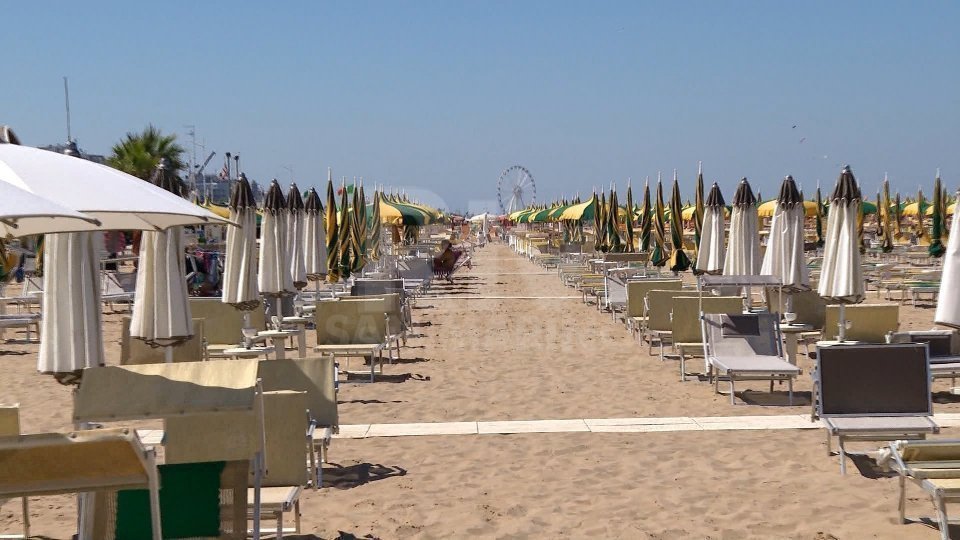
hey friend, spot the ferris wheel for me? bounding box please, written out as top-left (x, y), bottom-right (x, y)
top-left (497, 165), bottom-right (536, 214)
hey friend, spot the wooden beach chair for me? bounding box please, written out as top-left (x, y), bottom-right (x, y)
top-left (314, 299), bottom-right (387, 382)
top-left (822, 303), bottom-right (900, 343)
top-left (701, 313), bottom-right (801, 404)
top-left (814, 343), bottom-right (938, 474)
top-left (625, 279), bottom-right (682, 339)
top-left (887, 439), bottom-right (960, 540)
top-left (671, 296), bottom-right (744, 381)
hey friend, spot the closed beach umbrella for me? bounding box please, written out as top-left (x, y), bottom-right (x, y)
top-left (668, 172), bottom-right (691, 272)
top-left (258, 180), bottom-right (295, 297)
top-left (303, 187), bottom-right (327, 280)
top-left (894, 192), bottom-right (903, 240)
top-left (286, 183), bottom-right (308, 289)
top-left (130, 158), bottom-right (193, 350)
top-left (815, 183), bottom-right (825, 247)
top-left (695, 183), bottom-right (725, 275)
top-left (694, 163), bottom-right (705, 260)
top-left (760, 175), bottom-right (809, 290)
top-left (607, 187), bottom-right (622, 253)
top-left (593, 191), bottom-right (604, 252)
top-left (325, 171), bottom-right (341, 283)
top-left (651, 176), bottom-right (668, 267)
top-left (930, 172), bottom-right (946, 257)
top-left (916, 188), bottom-right (927, 244)
top-left (879, 178), bottom-right (894, 253)
top-left (338, 181), bottom-right (353, 278)
top-left (935, 188), bottom-right (960, 328)
top-left (221, 173), bottom-right (260, 310)
top-left (723, 178), bottom-right (761, 275)
top-left (369, 189), bottom-right (383, 261)
top-left (639, 180), bottom-right (651, 252)
top-left (350, 183), bottom-right (367, 273)
top-left (818, 166), bottom-right (865, 323)
top-left (624, 183), bottom-right (635, 252)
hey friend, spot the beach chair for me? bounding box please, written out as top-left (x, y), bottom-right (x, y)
top-left (643, 290), bottom-right (701, 360)
top-left (0, 312), bottom-right (40, 343)
top-left (765, 288), bottom-right (827, 354)
top-left (701, 313), bottom-right (801, 403)
top-left (0, 428), bottom-right (162, 540)
top-left (101, 270), bottom-right (136, 311)
top-left (189, 298), bottom-right (266, 357)
top-left (120, 317), bottom-right (206, 364)
top-left (314, 299), bottom-right (387, 382)
top-left (886, 439), bottom-right (960, 540)
top-left (0, 404), bottom-right (29, 539)
top-left (822, 303), bottom-right (900, 343)
top-left (259, 357), bottom-right (339, 487)
top-left (625, 279), bottom-right (683, 338)
top-left (814, 343), bottom-right (938, 474)
top-left (341, 293), bottom-right (406, 361)
top-left (671, 296), bottom-right (745, 381)
top-left (892, 330), bottom-right (960, 386)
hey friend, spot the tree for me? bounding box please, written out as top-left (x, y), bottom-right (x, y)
top-left (107, 124), bottom-right (186, 180)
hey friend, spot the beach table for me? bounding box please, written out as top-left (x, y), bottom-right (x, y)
top-left (258, 330), bottom-right (295, 360)
top-left (780, 323), bottom-right (812, 365)
top-left (281, 316), bottom-right (310, 358)
top-left (222, 346), bottom-right (275, 360)
top-left (906, 284), bottom-right (939, 307)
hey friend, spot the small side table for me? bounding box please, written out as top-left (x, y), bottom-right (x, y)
top-left (281, 316), bottom-right (310, 358)
top-left (780, 323), bottom-right (812, 365)
top-left (257, 330), bottom-right (294, 360)
top-left (222, 346), bottom-right (275, 360)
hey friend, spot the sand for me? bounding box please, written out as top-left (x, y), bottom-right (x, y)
top-left (1, 242), bottom-right (955, 538)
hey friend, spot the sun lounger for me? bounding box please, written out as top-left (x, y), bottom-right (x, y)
top-left (886, 439), bottom-right (960, 540)
top-left (625, 279), bottom-right (682, 339)
top-left (340, 293), bottom-right (406, 361)
top-left (701, 313), bottom-right (801, 404)
top-left (765, 288), bottom-right (827, 354)
top-left (0, 428), bottom-right (162, 540)
top-left (643, 290), bottom-right (701, 360)
top-left (822, 303), bottom-right (900, 343)
top-left (0, 313), bottom-right (40, 342)
top-left (101, 270), bottom-right (136, 311)
top-left (120, 317), bottom-right (206, 364)
top-left (314, 299), bottom-right (388, 382)
top-left (672, 296), bottom-right (748, 381)
top-left (814, 343), bottom-right (938, 474)
top-left (891, 330), bottom-right (960, 385)
top-left (189, 298), bottom-right (266, 358)
top-left (0, 404), bottom-right (29, 539)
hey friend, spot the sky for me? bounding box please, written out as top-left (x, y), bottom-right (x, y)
top-left (2, 1), bottom-right (958, 213)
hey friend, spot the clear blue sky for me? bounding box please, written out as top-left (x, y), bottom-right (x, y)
top-left (3, 1), bottom-right (958, 213)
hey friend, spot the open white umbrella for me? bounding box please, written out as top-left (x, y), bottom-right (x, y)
top-left (936, 189), bottom-right (960, 329)
top-left (0, 143), bottom-right (229, 230)
top-left (303, 187), bottom-right (327, 281)
top-left (258, 180), bottom-right (294, 298)
top-left (695, 183), bottom-right (725, 275)
top-left (761, 175), bottom-right (809, 290)
top-left (0, 181), bottom-right (101, 237)
top-left (222, 173), bottom-right (260, 310)
top-left (818, 166), bottom-right (864, 341)
top-left (286, 183), bottom-right (307, 290)
top-left (129, 159), bottom-right (193, 354)
top-left (723, 178), bottom-right (760, 275)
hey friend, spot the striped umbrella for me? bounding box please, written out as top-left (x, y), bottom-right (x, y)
top-left (222, 173), bottom-right (260, 310)
top-left (693, 162), bottom-right (705, 257)
top-left (624, 183), bottom-right (635, 252)
top-left (369, 189), bottom-right (382, 261)
top-left (651, 176), bottom-right (668, 267)
top-left (723, 178), bottom-right (760, 275)
top-left (893, 192), bottom-right (903, 240)
top-left (668, 172), bottom-right (690, 272)
top-left (879, 178), bottom-right (894, 253)
top-left (639, 180), bottom-right (651, 252)
top-left (815, 183), bottom-right (825, 247)
top-left (930, 172), bottom-right (946, 257)
top-left (607, 187), bottom-right (622, 252)
top-left (916, 188), bottom-right (927, 244)
top-left (304, 187), bottom-right (328, 281)
top-left (350, 182), bottom-right (367, 273)
top-left (338, 181), bottom-right (353, 277)
top-left (324, 171), bottom-right (341, 283)
top-left (593, 191), bottom-right (604, 252)
top-left (695, 183), bottom-right (725, 275)
top-left (258, 180), bottom-right (295, 297)
top-left (286, 183), bottom-right (308, 290)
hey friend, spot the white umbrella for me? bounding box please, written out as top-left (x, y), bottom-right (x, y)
top-left (286, 183), bottom-right (307, 290)
top-left (0, 181), bottom-right (102, 237)
top-left (761, 175), bottom-right (810, 290)
top-left (0, 143), bottom-right (229, 230)
top-left (129, 159), bottom-right (193, 353)
top-left (818, 166), bottom-right (864, 341)
top-left (258, 180), bottom-right (294, 298)
top-left (695, 183), bottom-right (725, 275)
top-left (936, 189), bottom-right (960, 329)
top-left (723, 178), bottom-right (761, 275)
top-left (222, 173), bottom-right (260, 310)
top-left (37, 231), bottom-right (104, 383)
top-left (303, 187), bottom-right (327, 281)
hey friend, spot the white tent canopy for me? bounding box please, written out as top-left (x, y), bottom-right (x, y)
top-left (0, 181), bottom-right (101, 237)
top-left (0, 144), bottom-right (229, 230)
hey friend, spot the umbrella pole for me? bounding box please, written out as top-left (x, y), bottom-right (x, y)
top-left (837, 303), bottom-right (847, 342)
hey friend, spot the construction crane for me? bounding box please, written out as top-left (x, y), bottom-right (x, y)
top-left (192, 151), bottom-right (215, 202)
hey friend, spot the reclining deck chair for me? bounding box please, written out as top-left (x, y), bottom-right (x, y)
top-left (259, 357), bottom-right (339, 487)
top-left (814, 343), bottom-right (938, 474)
top-left (643, 290), bottom-right (701, 360)
top-left (887, 439), bottom-right (960, 540)
top-left (314, 299), bottom-right (387, 382)
top-left (892, 330), bottom-right (960, 385)
top-left (0, 404), bottom-right (29, 539)
top-left (120, 317), bottom-right (206, 364)
top-left (189, 298), bottom-right (266, 358)
top-left (0, 428), bottom-right (162, 540)
top-left (674, 296), bottom-right (745, 381)
top-left (624, 279), bottom-right (682, 339)
top-left (341, 293), bottom-right (406, 361)
top-left (701, 313), bottom-right (801, 404)
top-left (765, 288), bottom-right (827, 355)
top-left (822, 303), bottom-right (900, 343)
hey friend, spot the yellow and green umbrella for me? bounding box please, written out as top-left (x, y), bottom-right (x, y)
top-left (651, 177), bottom-right (667, 267)
top-left (624, 184), bottom-right (635, 253)
top-left (337, 181), bottom-right (352, 278)
top-left (668, 174), bottom-right (690, 272)
top-left (639, 180), bottom-right (652, 252)
top-left (350, 183), bottom-right (367, 272)
top-left (559, 195), bottom-right (595, 221)
top-left (930, 174), bottom-right (946, 257)
top-left (369, 190), bottom-right (382, 261)
top-left (814, 184), bottom-right (825, 247)
top-left (693, 165), bottom-right (704, 256)
top-left (607, 188), bottom-right (623, 252)
top-left (893, 192), bottom-right (903, 239)
top-left (594, 192), bottom-right (605, 252)
top-left (325, 171), bottom-right (341, 283)
top-left (916, 188), bottom-right (927, 244)
top-left (879, 179), bottom-right (894, 253)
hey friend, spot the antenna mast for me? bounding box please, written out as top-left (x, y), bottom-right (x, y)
top-left (63, 76), bottom-right (72, 143)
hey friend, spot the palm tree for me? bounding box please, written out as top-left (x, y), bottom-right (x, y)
top-left (107, 124), bottom-right (186, 180)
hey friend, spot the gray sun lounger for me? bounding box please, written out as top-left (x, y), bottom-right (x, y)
top-left (701, 313), bottom-right (801, 405)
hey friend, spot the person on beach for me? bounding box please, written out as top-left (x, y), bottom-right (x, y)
top-left (433, 239), bottom-right (458, 282)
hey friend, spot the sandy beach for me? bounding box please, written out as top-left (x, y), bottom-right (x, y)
top-left (1, 242), bottom-right (956, 539)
